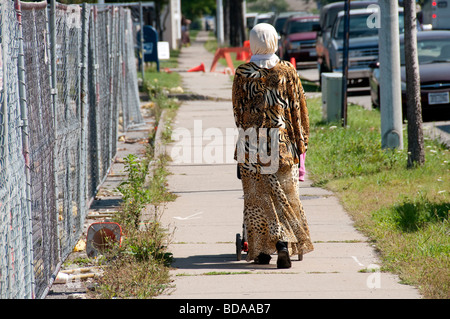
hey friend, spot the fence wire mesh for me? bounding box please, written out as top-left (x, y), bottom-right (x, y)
top-left (21, 1), bottom-right (58, 300)
top-left (0, 0), bottom-right (34, 299)
top-left (122, 9), bottom-right (143, 131)
top-left (53, 2), bottom-right (85, 264)
top-left (0, 0), bottom-right (144, 299)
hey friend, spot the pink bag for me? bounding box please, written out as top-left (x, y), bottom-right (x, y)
top-left (299, 152), bottom-right (306, 182)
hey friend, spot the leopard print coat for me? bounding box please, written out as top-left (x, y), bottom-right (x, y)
top-left (232, 60), bottom-right (314, 262)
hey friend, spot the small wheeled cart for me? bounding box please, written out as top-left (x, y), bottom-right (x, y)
top-left (235, 224), bottom-right (248, 261)
top-left (235, 224), bottom-right (304, 261)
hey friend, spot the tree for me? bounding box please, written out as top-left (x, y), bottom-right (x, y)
top-left (246, 0), bottom-right (289, 13)
top-left (229, 0), bottom-right (245, 46)
top-left (181, 0), bottom-right (216, 21)
top-left (403, 0), bottom-right (425, 167)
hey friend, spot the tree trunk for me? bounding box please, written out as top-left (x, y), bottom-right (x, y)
top-left (223, 0), bottom-right (230, 46)
top-left (404, 0), bottom-right (425, 167)
top-left (229, 0), bottom-right (244, 47)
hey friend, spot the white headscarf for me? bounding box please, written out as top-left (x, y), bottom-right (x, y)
top-left (249, 23), bottom-right (280, 69)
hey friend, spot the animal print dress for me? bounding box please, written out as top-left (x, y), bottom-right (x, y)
top-left (232, 60), bottom-right (314, 261)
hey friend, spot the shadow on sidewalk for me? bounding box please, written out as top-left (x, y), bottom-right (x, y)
top-left (172, 253), bottom-right (293, 271)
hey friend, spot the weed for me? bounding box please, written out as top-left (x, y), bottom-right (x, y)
top-left (391, 193), bottom-right (449, 232)
top-left (124, 222), bottom-right (174, 267)
top-left (116, 154), bottom-right (150, 229)
top-left (90, 73), bottom-right (180, 299)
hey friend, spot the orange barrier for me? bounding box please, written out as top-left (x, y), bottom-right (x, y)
top-left (210, 46), bottom-right (252, 75)
top-left (236, 40), bottom-right (251, 61)
top-left (187, 62), bottom-right (205, 72)
top-left (290, 57), bottom-right (297, 69)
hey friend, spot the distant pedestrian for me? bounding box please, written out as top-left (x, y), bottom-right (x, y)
top-left (181, 16), bottom-right (191, 47)
top-left (232, 23), bottom-right (313, 268)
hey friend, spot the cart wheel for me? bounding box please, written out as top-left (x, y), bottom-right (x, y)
top-left (236, 233), bottom-right (242, 261)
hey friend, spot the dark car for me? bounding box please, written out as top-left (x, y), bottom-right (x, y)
top-left (369, 30), bottom-right (450, 122)
top-left (315, 1), bottom-right (379, 71)
top-left (279, 15), bottom-right (320, 62)
top-left (273, 11), bottom-right (310, 35)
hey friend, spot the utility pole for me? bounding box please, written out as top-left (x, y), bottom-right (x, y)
top-left (217, 0), bottom-right (224, 46)
top-left (341, 0), bottom-right (350, 127)
top-left (378, 0), bottom-right (403, 150)
top-left (404, 0), bottom-right (425, 167)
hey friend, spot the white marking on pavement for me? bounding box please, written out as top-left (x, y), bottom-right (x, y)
top-left (351, 256), bottom-right (365, 267)
top-left (173, 212), bottom-right (203, 220)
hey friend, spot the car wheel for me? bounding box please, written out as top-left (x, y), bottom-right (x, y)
top-left (372, 85), bottom-right (380, 109)
top-left (318, 61), bottom-right (329, 88)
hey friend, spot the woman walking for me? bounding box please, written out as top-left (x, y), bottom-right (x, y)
top-left (232, 23), bottom-right (313, 268)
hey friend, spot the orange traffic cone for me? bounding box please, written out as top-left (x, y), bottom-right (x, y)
top-left (290, 57), bottom-right (297, 69)
top-left (187, 62), bottom-right (205, 72)
top-left (243, 40), bottom-right (251, 61)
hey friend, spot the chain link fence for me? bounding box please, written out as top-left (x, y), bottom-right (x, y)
top-left (0, 0), bottom-right (34, 299)
top-left (21, 0), bottom-right (58, 300)
top-left (1, 0), bottom-right (144, 299)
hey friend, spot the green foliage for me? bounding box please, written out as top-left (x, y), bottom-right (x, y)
top-left (307, 101), bottom-right (405, 186)
top-left (181, 0), bottom-right (216, 20)
top-left (116, 154), bottom-right (150, 229)
top-left (391, 193), bottom-right (449, 232)
top-left (306, 96), bottom-right (450, 298)
top-left (91, 231), bottom-right (172, 299)
top-left (90, 31), bottom-right (182, 298)
top-left (247, 0), bottom-right (289, 13)
top-left (124, 225), bottom-right (173, 267)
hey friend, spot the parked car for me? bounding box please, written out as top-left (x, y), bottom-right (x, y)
top-left (254, 12), bottom-right (275, 26)
top-left (369, 30), bottom-right (450, 122)
top-left (321, 7), bottom-right (404, 87)
top-left (278, 15), bottom-right (320, 62)
top-left (315, 1), bottom-right (379, 73)
top-left (273, 11), bottom-right (310, 35)
top-left (246, 12), bottom-right (258, 30)
top-left (421, 0), bottom-right (450, 30)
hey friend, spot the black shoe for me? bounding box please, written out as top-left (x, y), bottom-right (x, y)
top-left (254, 252), bottom-right (271, 264)
top-left (276, 241), bottom-right (291, 269)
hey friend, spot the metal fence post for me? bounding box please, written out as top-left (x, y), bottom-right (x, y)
top-left (108, 7), bottom-right (114, 165)
top-left (341, 0), bottom-right (350, 127)
top-left (15, 0), bottom-right (35, 299)
top-left (139, 1), bottom-right (145, 80)
top-left (0, 0), bottom-right (12, 299)
top-left (48, 0), bottom-right (62, 265)
top-left (80, 2), bottom-right (89, 228)
top-left (93, 6), bottom-right (102, 188)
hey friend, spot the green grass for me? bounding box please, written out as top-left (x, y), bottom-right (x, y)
top-left (143, 49), bottom-right (181, 89)
top-left (306, 97), bottom-right (450, 299)
top-left (145, 71), bottom-right (181, 91)
top-left (301, 79), bottom-right (321, 93)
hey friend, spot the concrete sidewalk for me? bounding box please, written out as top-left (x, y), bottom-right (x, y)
top-left (157, 31), bottom-right (421, 299)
